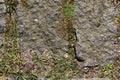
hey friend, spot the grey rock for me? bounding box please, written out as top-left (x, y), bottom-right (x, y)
top-left (33, 18), bottom-right (40, 24)
top-left (0, 39), bottom-right (3, 47)
top-left (0, 0), bottom-right (118, 68)
top-left (0, 25), bottom-right (4, 34)
top-left (108, 23), bottom-right (117, 33)
top-left (74, 42), bottom-right (85, 62)
top-left (0, 20), bottom-right (5, 34)
top-left (0, 2), bottom-right (6, 13)
top-left (16, 0), bottom-right (68, 54)
top-left (3, 77), bottom-right (15, 80)
top-left (35, 0), bottom-right (41, 3)
top-left (75, 0), bottom-right (117, 67)
top-left (83, 59), bottom-right (99, 68)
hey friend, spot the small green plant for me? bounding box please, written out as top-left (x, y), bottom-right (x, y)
top-left (116, 32), bottom-right (120, 41)
top-left (64, 2), bottom-right (75, 17)
top-left (101, 64), bottom-right (113, 71)
top-left (99, 64), bottom-right (114, 78)
top-left (68, 48), bottom-right (75, 58)
top-left (46, 55), bottom-right (81, 79)
top-left (1, 0), bottom-right (30, 79)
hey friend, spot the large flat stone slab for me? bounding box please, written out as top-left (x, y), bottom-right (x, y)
top-left (74, 0), bottom-right (118, 67)
top-left (17, 0), bottom-right (68, 54)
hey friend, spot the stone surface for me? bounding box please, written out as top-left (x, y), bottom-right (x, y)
top-left (0, 0), bottom-right (5, 58)
top-left (0, 0), bottom-right (119, 67)
top-left (74, 0), bottom-right (118, 67)
top-left (17, 0), bottom-right (68, 54)
top-left (0, 0), bottom-right (5, 34)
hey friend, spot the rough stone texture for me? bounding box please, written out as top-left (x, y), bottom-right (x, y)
top-left (74, 0), bottom-right (118, 67)
top-left (0, 0), bottom-right (118, 67)
top-left (0, 0), bottom-right (5, 56)
top-left (17, 0), bottom-right (68, 54)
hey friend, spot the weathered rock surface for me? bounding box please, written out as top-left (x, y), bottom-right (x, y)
top-left (74, 0), bottom-right (118, 67)
top-left (0, 0), bottom-right (119, 67)
top-left (0, 0), bottom-right (5, 34)
top-left (0, 0), bottom-right (5, 57)
top-left (17, 0), bottom-right (68, 54)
